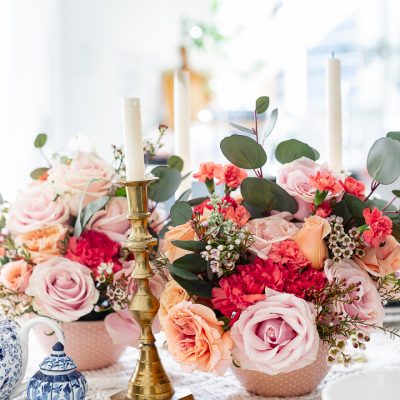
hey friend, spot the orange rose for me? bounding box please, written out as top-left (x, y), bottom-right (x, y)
top-left (294, 215), bottom-right (331, 270)
top-left (356, 235), bottom-right (400, 277)
top-left (164, 301), bottom-right (233, 375)
top-left (162, 222), bottom-right (198, 262)
top-left (0, 260), bottom-right (32, 293)
top-left (159, 280), bottom-right (190, 323)
top-left (16, 224), bottom-right (68, 264)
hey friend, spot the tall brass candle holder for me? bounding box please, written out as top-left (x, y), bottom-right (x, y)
top-left (110, 178), bottom-right (194, 400)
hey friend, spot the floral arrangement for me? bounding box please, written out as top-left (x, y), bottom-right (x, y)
top-left (0, 128), bottom-right (186, 346)
top-left (159, 96), bottom-right (400, 377)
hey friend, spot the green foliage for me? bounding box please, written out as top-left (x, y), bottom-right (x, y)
top-left (241, 177), bottom-right (298, 213)
top-left (229, 122), bottom-right (254, 135)
top-left (392, 190), bottom-right (400, 198)
top-left (263, 108), bottom-right (278, 141)
top-left (148, 166), bottom-right (182, 202)
top-left (367, 137), bottom-right (400, 185)
top-left (34, 133), bottom-right (47, 148)
top-left (172, 240), bottom-right (206, 252)
top-left (366, 198), bottom-right (397, 212)
top-left (171, 273), bottom-right (213, 298)
top-left (255, 96), bottom-right (269, 114)
top-left (220, 134), bottom-right (267, 169)
top-left (167, 155), bottom-right (184, 172)
top-left (188, 196), bottom-right (209, 206)
top-left (171, 254), bottom-right (208, 274)
top-left (275, 139), bottom-right (320, 164)
top-left (170, 201), bottom-right (192, 226)
top-left (387, 131), bottom-right (400, 141)
top-left (176, 189), bottom-right (192, 202)
top-left (333, 194), bottom-right (366, 225)
top-left (30, 167), bottom-right (49, 180)
top-left (114, 187), bottom-right (127, 197)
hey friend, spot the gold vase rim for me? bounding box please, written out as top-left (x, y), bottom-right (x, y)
top-left (115, 175), bottom-right (159, 187)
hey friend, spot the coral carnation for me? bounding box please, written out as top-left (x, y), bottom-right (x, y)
top-left (216, 164), bottom-right (248, 189)
top-left (362, 207), bottom-right (392, 248)
top-left (310, 171), bottom-right (342, 194)
top-left (268, 240), bottom-right (310, 270)
top-left (193, 162), bottom-right (222, 182)
top-left (341, 176), bottom-right (365, 200)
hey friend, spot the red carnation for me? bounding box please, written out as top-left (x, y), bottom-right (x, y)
top-left (284, 267), bottom-right (326, 300)
top-left (66, 230), bottom-right (122, 274)
top-left (194, 195), bottom-right (238, 215)
top-left (340, 176), bottom-right (365, 200)
top-left (362, 207), bottom-right (392, 248)
top-left (310, 201), bottom-right (332, 218)
top-left (310, 171), bottom-right (342, 194)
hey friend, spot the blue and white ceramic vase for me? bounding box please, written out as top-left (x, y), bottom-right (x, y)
top-left (27, 342), bottom-right (87, 400)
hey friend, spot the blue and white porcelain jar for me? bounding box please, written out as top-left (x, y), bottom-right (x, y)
top-left (27, 342), bottom-right (87, 400)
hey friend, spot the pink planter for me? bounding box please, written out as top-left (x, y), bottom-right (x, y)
top-left (232, 343), bottom-right (330, 397)
top-left (34, 320), bottom-right (127, 371)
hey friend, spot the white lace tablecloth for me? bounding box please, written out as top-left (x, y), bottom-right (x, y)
top-left (21, 332), bottom-right (400, 400)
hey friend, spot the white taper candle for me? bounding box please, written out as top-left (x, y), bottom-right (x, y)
top-left (326, 54), bottom-right (343, 172)
top-left (122, 98), bottom-right (145, 181)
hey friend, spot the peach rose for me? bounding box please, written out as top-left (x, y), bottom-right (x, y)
top-left (246, 212), bottom-right (299, 259)
top-left (0, 260), bottom-right (32, 293)
top-left (294, 215), bottom-right (331, 269)
top-left (15, 224), bottom-right (68, 264)
top-left (159, 280), bottom-right (190, 323)
top-left (356, 235), bottom-right (400, 277)
top-left (48, 151), bottom-right (114, 216)
top-left (7, 183), bottom-right (69, 234)
top-left (164, 301), bottom-right (233, 375)
top-left (162, 222), bottom-right (198, 262)
top-left (86, 197), bottom-right (130, 243)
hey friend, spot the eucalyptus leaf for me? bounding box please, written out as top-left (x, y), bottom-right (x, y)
top-left (240, 177), bottom-right (298, 213)
top-left (367, 137), bottom-right (400, 185)
top-left (168, 155), bottom-right (184, 172)
top-left (30, 167), bottom-right (49, 180)
top-left (34, 133), bottom-right (47, 148)
top-left (158, 225), bottom-right (169, 239)
top-left (366, 198), bottom-right (397, 212)
top-left (387, 132), bottom-right (400, 141)
top-left (170, 202), bottom-right (192, 226)
top-left (176, 189), bottom-right (192, 202)
top-left (229, 122), bottom-right (254, 135)
top-left (172, 240), bottom-right (206, 252)
top-left (256, 96), bottom-right (269, 114)
top-left (171, 274), bottom-right (213, 298)
top-left (173, 254), bottom-right (207, 273)
top-left (148, 166), bottom-right (182, 202)
top-left (220, 134), bottom-right (267, 169)
top-left (275, 139), bottom-right (320, 164)
top-left (393, 190), bottom-right (400, 198)
top-left (167, 265), bottom-right (199, 280)
top-left (114, 187), bottom-right (127, 197)
top-left (75, 196), bottom-right (110, 237)
top-left (262, 108), bottom-right (278, 143)
top-left (188, 196), bottom-right (209, 206)
top-left (333, 194), bottom-right (366, 225)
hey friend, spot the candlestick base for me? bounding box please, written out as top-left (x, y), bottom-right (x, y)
top-left (109, 387), bottom-right (194, 400)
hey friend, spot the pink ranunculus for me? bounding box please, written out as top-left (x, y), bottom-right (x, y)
top-left (231, 289), bottom-right (319, 375)
top-left (324, 259), bottom-right (384, 330)
top-left (245, 212), bottom-right (299, 259)
top-left (25, 257), bottom-right (99, 322)
top-left (86, 197), bottom-right (130, 243)
top-left (7, 183), bottom-right (70, 234)
top-left (48, 152), bottom-right (114, 216)
top-left (276, 157), bottom-right (343, 220)
top-left (0, 260), bottom-right (32, 293)
top-left (164, 301), bottom-right (233, 375)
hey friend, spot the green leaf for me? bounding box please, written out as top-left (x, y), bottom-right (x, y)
top-left (240, 177), bottom-right (298, 213)
top-left (167, 265), bottom-right (199, 280)
top-left (263, 108), bottom-right (278, 141)
top-left (275, 139), bottom-right (320, 164)
top-left (220, 134), bottom-right (267, 169)
top-left (392, 223), bottom-right (400, 241)
top-left (167, 155), bottom-right (184, 172)
top-left (367, 137), bottom-right (400, 185)
top-left (242, 201), bottom-right (266, 219)
top-left (173, 254), bottom-right (208, 273)
top-left (148, 166), bottom-right (182, 202)
top-left (172, 240), bottom-right (206, 252)
top-left (170, 202), bottom-right (192, 226)
top-left (366, 198), bottom-right (397, 212)
top-left (34, 133), bottom-right (47, 148)
top-left (387, 131), bottom-right (400, 141)
top-left (188, 197), bottom-right (209, 206)
top-left (176, 189), bottom-right (192, 202)
top-left (392, 190), bottom-right (400, 198)
top-left (30, 167), bottom-right (49, 180)
top-left (171, 274), bottom-right (213, 298)
top-left (333, 193), bottom-right (366, 225)
top-left (256, 96), bottom-right (269, 114)
top-left (114, 187), bottom-right (126, 197)
top-left (229, 122), bottom-right (254, 135)
top-left (158, 225), bottom-right (169, 239)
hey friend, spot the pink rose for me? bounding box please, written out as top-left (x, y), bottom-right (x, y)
top-left (324, 259), bottom-right (384, 330)
top-left (163, 301), bottom-right (233, 375)
top-left (86, 197), bottom-right (130, 243)
top-left (48, 152), bottom-right (114, 216)
top-left (231, 289), bottom-right (319, 375)
top-left (7, 183), bottom-right (69, 234)
top-left (276, 157), bottom-right (343, 220)
top-left (0, 260), bottom-right (32, 293)
top-left (25, 257), bottom-right (99, 322)
top-left (246, 212), bottom-right (299, 258)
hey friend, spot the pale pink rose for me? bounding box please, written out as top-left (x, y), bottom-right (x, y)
top-left (7, 183), bottom-right (69, 234)
top-left (26, 257), bottom-right (99, 322)
top-left (48, 152), bottom-right (114, 216)
top-left (356, 235), bottom-right (400, 277)
top-left (86, 197), bottom-right (129, 243)
top-left (231, 289), bottom-right (319, 375)
top-left (246, 212), bottom-right (299, 258)
top-left (164, 301), bottom-right (233, 375)
top-left (324, 259), bottom-right (384, 330)
top-left (0, 260), bottom-right (32, 293)
top-left (276, 157), bottom-right (343, 220)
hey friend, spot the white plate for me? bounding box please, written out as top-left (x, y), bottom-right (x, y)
top-left (322, 368), bottom-right (400, 400)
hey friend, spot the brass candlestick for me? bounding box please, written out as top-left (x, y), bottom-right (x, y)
top-left (110, 178), bottom-right (194, 400)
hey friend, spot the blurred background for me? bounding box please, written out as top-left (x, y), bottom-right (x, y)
top-left (1, 0), bottom-right (400, 199)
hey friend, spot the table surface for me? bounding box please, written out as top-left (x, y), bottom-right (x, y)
top-left (19, 332), bottom-right (400, 400)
